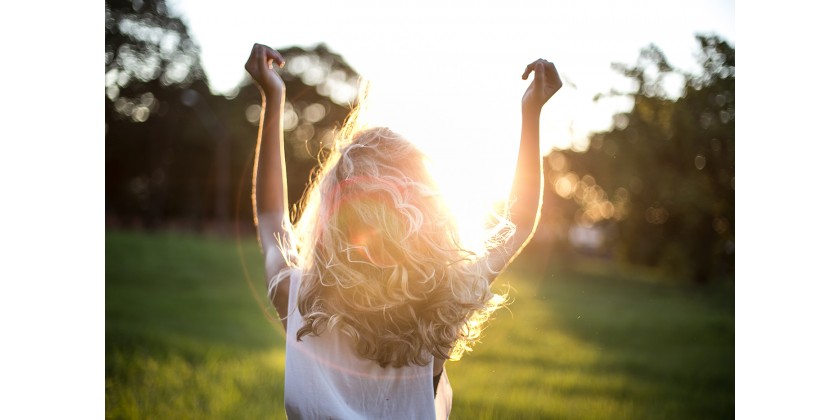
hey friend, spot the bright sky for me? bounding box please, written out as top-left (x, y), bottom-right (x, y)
top-left (169, 1), bottom-right (733, 130)
top-left (168, 0), bottom-right (734, 244)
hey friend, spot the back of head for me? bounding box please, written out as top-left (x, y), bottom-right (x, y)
top-left (291, 125), bottom-right (504, 367)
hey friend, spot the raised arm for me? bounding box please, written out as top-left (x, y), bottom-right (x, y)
top-left (484, 59), bottom-right (562, 280)
top-left (245, 43), bottom-right (295, 327)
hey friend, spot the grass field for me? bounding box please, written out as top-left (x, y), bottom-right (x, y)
top-left (105, 230), bottom-right (734, 419)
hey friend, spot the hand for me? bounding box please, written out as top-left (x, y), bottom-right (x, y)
top-left (521, 59), bottom-right (562, 113)
top-left (245, 43), bottom-right (286, 99)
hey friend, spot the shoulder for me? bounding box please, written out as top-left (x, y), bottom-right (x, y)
top-left (269, 266), bottom-right (302, 330)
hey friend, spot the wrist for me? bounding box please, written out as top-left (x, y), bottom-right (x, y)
top-left (521, 103), bottom-right (541, 119)
top-left (262, 92), bottom-right (285, 108)
top-left (260, 84), bottom-right (285, 102)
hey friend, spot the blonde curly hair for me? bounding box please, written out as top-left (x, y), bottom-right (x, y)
top-left (270, 122), bottom-right (511, 368)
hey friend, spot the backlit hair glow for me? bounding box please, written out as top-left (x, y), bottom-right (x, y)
top-left (269, 122), bottom-right (512, 368)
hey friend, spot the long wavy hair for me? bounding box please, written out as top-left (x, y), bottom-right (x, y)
top-left (269, 116), bottom-right (512, 368)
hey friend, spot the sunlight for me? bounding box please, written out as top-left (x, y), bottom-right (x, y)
top-left (352, 73), bottom-right (613, 254)
top-left (425, 156), bottom-right (512, 255)
top-left (356, 80), bottom-right (520, 254)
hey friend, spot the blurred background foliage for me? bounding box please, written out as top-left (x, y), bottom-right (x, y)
top-left (540, 36), bottom-right (734, 284)
top-left (105, 0), bottom-right (734, 282)
top-left (106, 0), bottom-right (359, 234)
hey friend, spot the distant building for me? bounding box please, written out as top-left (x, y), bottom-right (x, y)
top-left (568, 224), bottom-right (605, 251)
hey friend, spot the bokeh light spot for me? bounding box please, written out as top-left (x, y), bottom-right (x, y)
top-left (554, 177), bottom-right (574, 198)
top-left (140, 92), bottom-right (155, 107)
top-left (132, 106), bottom-right (150, 122)
top-left (303, 103), bottom-right (326, 123)
top-left (694, 155), bottom-right (706, 170)
top-left (548, 153), bottom-right (567, 172)
top-left (283, 103), bottom-right (299, 131)
top-left (612, 114), bottom-right (629, 130)
top-left (245, 104), bottom-right (261, 124)
top-left (106, 86), bottom-right (120, 101)
top-left (599, 202), bottom-right (615, 219)
top-left (294, 123), bottom-right (315, 143)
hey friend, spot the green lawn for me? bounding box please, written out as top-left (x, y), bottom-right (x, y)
top-left (106, 231), bottom-right (734, 419)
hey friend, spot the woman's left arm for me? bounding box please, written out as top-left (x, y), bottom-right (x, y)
top-left (483, 59), bottom-right (562, 281)
top-left (245, 43), bottom-right (295, 328)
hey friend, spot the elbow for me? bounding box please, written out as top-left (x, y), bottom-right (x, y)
top-left (518, 218), bottom-right (541, 251)
top-left (510, 198), bottom-right (544, 251)
top-left (511, 194), bottom-right (543, 234)
top-left (505, 221), bottom-right (537, 257)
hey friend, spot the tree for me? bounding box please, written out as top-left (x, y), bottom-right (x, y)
top-left (105, 0), bottom-right (204, 96)
top-left (105, 1), bottom-right (361, 231)
top-left (544, 34), bottom-right (735, 283)
top-left (105, 0), bottom-right (209, 228)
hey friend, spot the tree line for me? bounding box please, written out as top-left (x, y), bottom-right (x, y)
top-left (105, 0), bottom-right (734, 283)
top-left (106, 0), bottom-right (359, 233)
top-left (540, 36), bottom-right (734, 283)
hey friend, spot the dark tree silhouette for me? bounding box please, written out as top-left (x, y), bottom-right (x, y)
top-left (105, 0), bottom-right (204, 92)
top-left (544, 35), bottom-right (735, 283)
top-left (105, 0), bottom-right (361, 232)
top-left (105, 0), bottom-right (209, 228)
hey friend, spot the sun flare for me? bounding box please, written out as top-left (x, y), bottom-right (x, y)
top-left (424, 156), bottom-right (513, 255)
top-left (352, 75), bottom-right (603, 255)
top-left (353, 85), bottom-right (525, 255)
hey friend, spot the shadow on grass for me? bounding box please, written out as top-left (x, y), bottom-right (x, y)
top-left (463, 249), bottom-right (735, 419)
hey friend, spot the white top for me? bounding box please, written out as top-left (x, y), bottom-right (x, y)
top-left (284, 269), bottom-right (453, 419)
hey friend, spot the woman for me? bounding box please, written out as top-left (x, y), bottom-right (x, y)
top-left (246, 43), bottom-right (561, 419)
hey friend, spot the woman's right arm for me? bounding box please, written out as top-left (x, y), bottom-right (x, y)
top-left (245, 43), bottom-right (295, 328)
top-left (483, 59), bottom-right (562, 281)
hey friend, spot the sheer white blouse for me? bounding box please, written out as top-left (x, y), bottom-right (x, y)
top-left (283, 269), bottom-right (452, 419)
